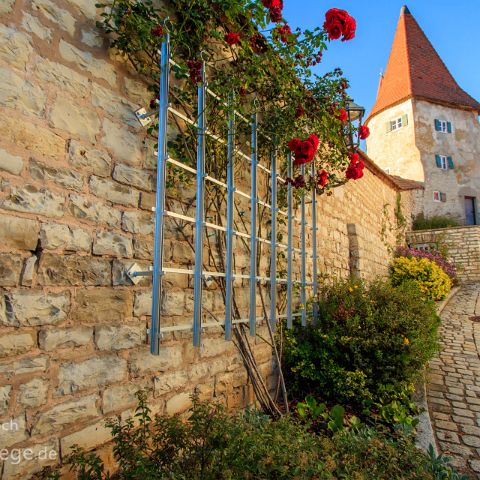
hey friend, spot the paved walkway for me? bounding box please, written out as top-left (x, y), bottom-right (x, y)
top-left (427, 283), bottom-right (480, 477)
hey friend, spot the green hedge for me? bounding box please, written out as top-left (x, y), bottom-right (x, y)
top-left (282, 280), bottom-right (440, 406)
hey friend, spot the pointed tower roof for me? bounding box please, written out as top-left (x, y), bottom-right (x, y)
top-left (367, 5), bottom-right (480, 123)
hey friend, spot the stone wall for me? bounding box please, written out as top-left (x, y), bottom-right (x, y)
top-left (407, 226), bottom-right (480, 282)
top-left (0, 2), bottom-right (416, 478)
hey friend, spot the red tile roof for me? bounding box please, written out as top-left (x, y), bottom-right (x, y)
top-left (366, 6), bottom-right (480, 123)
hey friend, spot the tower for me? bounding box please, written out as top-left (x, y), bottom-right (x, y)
top-left (365, 6), bottom-right (480, 225)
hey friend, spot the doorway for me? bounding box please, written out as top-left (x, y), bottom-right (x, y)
top-left (465, 197), bottom-right (477, 225)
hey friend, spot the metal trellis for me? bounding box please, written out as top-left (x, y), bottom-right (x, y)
top-left (132, 35), bottom-right (320, 353)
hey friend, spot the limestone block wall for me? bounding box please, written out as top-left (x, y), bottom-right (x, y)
top-left (407, 226), bottom-right (480, 282)
top-left (0, 2), bottom-right (415, 478)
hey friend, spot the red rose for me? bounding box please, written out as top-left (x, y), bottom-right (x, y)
top-left (358, 125), bottom-right (370, 140)
top-left (295, 104), bottom-right (305, 118)
top-left (288, 138), bottom-right (302, 152)
top-left (289, 134), bottom-right (319, 166)
top-left (346, 152), bottom-right (365, 180)
top-left (336, 108), bottom-right (348, 122)
top-left (323, 8), bottom-right (356, 42)
top-left (326, 20), bottom-right (343, 40)
top-left (277, 24), bottom-right (292, 43)
top-left (270, 7), bottom-right (282, 22)
top-left (224, 32), bottom-right (241, 46)
top-left (239, 86), bottom-right (248, 97)
top-left (342, 14), bottom-right (356, 42)
top-left (299, 141), bottom-right (314, 157)
top-left (151, 25), bottom-right (164, 37)
top-left (318, 169), bottom-right (328, 188)
top-left (307, 133), bottom-right (319, 150)
top-left (187, 59), bottom-right (203, 84)
top-left (293, 175), bottom-right (306, 188)
top-left (250, 33), bottom-right (268, 53)
top-left (263, 0), bottom-right (283, 7)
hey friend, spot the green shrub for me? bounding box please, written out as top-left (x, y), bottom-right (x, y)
top-left (282, 280), bottom-right (440, 408)
top-left (412, 213), bottom-right (461, 231)
top-left (42, 393), bottom-right (466, 480)
top-left (390, 256), bottom-right (452, 301)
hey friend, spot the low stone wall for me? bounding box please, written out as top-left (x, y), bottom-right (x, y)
top-left (407, 226), bottom-right (480, 282)
top-left (0, 2), bottom-right (416, 478)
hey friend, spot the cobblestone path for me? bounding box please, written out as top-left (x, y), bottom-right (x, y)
top-left (428, 283), bottom-right (480, 477)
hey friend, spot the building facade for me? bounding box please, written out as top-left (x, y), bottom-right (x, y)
top-left (365, 6), bottom-right (480, 225)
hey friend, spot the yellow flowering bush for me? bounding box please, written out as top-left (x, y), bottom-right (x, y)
top-left (390, 256), bottom-right (452, 301)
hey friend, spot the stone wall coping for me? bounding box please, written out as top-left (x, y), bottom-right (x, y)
top-left (408, 225), bottom-right (480, 235)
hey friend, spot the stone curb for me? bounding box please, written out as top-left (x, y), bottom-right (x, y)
top-left (415, 286), bottom-right (461, 455)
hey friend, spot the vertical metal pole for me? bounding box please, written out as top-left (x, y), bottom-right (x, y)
top-left (300, 164), bottom-right (307, 327)
top-left (150, 34), bottom-right (170, 355)
top-left (269, 140), bottom-right (277, 329)
top-left (287, 153), bottom-right (293, 329)
top-left (249, 113), bottom-right (258, 337)
top-left (224, 94), bottom-right (235, 341)
top-left (311, 162), bottom-right (318, 324)
top-left (192, 62), bottom-right (207, 347)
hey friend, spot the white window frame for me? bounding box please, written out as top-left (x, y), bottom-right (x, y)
top-left (439, 120), bottom-right (448, 133)
top-left (390, 117), bottom-right (402, 131)
top-left (439, 155), bottom-right (448, 170)
top-left (433, 191), bottom-right (441, 202)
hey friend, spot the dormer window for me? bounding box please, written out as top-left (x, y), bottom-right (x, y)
top-left (434, 119), bottom-right (452, 133)
top-left (386, 114), bottom-right (408, 133)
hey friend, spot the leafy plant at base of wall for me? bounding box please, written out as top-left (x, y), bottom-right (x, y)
top-left (42, 391), bottom-right (467, 480)
top-left (282, 279), bottom-right (440, 411)
top-left (390, 256), bottom-right (453, 301)
top-left (96, 0), bottom-right (362, 193)
top-left (412, 213), bottom-right (461, 231)
top-left (370, 383), bottom-right (420, 433)
top-left (296, 395), bottom-right (356, 433)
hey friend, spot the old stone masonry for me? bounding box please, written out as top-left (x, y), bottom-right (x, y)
top-left (428, 284), bottom-right (480, 477)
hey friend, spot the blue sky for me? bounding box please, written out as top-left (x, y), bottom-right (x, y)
top-left (283, 1), bottom-right (480, 116)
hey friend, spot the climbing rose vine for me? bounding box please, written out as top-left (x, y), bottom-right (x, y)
top-left (98, 0), bottom-right (362, 194)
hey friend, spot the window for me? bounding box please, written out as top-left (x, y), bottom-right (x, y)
top-left (386, 114), bottom-right (408, 133)
top-left (435, 155), bottom-right (454, 170)
top-left (433, 191), bottom-right (447, 202)
top-left (434, 119), bottom-right (452, 133)
top-left (390, 117), bottom-right (402, 131)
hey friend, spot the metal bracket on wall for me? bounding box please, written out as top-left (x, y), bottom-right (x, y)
top-left (134, 107), bottom-right (157, 127)
top-left (126, 263), bottom-right (153, 285)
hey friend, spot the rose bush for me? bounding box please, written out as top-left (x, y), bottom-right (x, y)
top-left (98, 0), bottom-right (363, 195)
